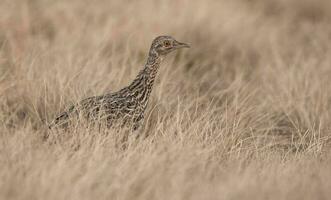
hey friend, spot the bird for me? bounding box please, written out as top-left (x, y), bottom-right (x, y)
top-left (49, 35), bottom-right (190, 131)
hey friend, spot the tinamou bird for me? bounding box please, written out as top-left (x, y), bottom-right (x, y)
top-left (49, 36), bottom-right (190, 130)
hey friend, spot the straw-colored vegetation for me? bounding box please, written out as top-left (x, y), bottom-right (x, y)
top-left (1, 0), bottom-right (331, 199)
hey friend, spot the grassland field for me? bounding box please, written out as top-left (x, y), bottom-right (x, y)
top-left (1, 0), bottom-right (331, 199)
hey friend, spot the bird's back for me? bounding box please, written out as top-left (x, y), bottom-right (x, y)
top-left (49, 87), bottom-right (142, 129)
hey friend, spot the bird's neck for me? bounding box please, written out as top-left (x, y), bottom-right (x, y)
top-left (145, 50), bottom-right (163, 84)
top-left (128, 50), bottom-right (162, 105)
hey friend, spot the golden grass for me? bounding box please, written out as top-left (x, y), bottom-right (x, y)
top-left (1, 0), bottom-right (331, 199)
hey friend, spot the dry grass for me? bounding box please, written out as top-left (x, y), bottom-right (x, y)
top-left (1, 0), bottom-right (331, 199)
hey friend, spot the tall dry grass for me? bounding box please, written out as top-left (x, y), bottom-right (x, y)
top-left (1, 0), bottom-right (331, 199)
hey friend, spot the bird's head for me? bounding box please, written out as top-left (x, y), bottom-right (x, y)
top-left (150, 35), bottom-right (190, 56)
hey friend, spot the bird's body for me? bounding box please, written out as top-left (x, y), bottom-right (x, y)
top-left (50, 36), bottom-right (189, 130)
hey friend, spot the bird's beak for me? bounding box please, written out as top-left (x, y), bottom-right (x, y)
top-left (175, 41), bottom-right (190, 49)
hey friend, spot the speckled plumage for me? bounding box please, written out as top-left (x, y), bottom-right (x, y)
top-left (49, 36), bottom-right (189, 130)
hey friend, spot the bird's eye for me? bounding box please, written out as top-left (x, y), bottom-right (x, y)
top-left (164, 41), bottom-right (171, 47)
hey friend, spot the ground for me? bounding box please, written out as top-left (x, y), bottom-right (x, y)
top-left (1, 0), bottom-right (331, 199)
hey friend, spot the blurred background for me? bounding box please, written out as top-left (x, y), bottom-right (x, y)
top-left (1, 0), bottom-right (331, 142)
